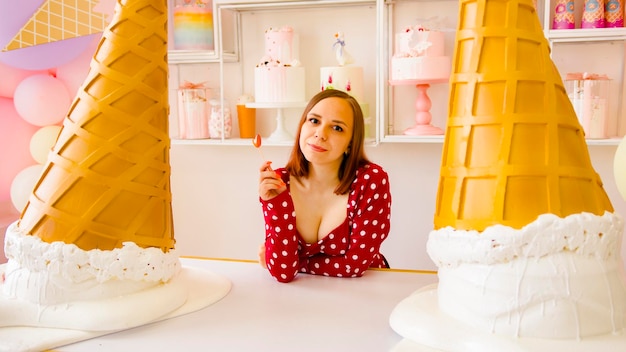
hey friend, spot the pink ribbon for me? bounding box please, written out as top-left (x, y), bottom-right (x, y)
top-left (179, 80), bottom-right (208, 89)
top-left (565, 72), bottom-right (609, 80)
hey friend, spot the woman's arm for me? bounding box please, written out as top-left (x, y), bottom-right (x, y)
top-left (260, 169), bottom-right (301, 282)
top-left (301, 165), bottom-right (392, 277)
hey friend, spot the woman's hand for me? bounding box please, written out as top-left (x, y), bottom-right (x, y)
top-left (258, 244), bottom-right (267, 268)
top-left (258, 161), bottom-right (286, 200)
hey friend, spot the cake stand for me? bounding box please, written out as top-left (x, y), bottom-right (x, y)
top-left (389, 78), bottom-right (449, 135)
top-left (246, 102), bottom-right (307, 142)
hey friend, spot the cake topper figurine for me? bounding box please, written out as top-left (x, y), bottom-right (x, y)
top-left (333, 31), bottom-right (354, 66)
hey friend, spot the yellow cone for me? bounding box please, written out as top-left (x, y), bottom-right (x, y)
top-left (434, 0), bottom-right (613, 231)
top-left (18, 0), bottom-right (174, 252)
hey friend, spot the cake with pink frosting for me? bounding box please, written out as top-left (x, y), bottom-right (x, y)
top-left (390, 25), bottom-right (451, 82)
top-left (172, 1), bottom-right (214, 50)
top-left (254, 26), bottom-right (305, 103)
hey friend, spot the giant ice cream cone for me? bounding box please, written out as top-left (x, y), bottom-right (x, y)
top-left (1, 2), bottom-right (231, 350)
top-left (390, 1), bottom-right (626, 349)
top-left (434, 0), bottom-right (613, 232)
top-left (19, 0), bottom-right (174, 252)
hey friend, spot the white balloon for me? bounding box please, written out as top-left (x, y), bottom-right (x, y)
top-left (10, 165), bottom-right (43, 212)
top-left (614, 136), bottom-right (626, 202)
top-left (30, 125), bottom-right (62, 164)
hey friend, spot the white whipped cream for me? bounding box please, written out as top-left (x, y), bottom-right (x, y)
top-left (428, 211), bottom-right (623, 267)
top-left (2, 221), bottom-right (181, 305)
top-left (427, 212), bottom-right (626, 340)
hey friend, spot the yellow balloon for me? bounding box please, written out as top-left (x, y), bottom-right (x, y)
top-left (614, 136), bottom-right (626, 201)
top-left (29, 125), bottom-right (61, 164)
top-left (10, 165), bottom-right (43, 212)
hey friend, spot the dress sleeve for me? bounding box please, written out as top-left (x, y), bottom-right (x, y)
top-left (260, 171), bottom-right (301, 283)
top-left (301, 164), bottom-right (392, 278)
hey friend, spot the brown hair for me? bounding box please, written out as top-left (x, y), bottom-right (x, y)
top-left (285, 89), bottom-right (369, 195)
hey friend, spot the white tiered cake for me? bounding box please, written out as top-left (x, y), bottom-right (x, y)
top-left (254, 26), bottom-right (305, 103)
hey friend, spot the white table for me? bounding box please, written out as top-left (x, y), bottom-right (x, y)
top-left (57, 257), bottom-right (437, 352)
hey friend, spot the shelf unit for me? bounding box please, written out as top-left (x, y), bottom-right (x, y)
top-left (168, 0), bottom-right (625, 146)
top-left (539, 0), bottom-right (626, 144)
top-left (168, 0), bottom-right (380, 146)
top-left (379, 0), bottom-right (458, 144)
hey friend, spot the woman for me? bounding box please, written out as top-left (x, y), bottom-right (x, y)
top-left (258, 89), bottom-right (391, 283)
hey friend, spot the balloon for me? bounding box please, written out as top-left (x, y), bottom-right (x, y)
top-left (0, 62), bottom-right (48, 98)
top-left (14, 74), bottom-right (71, 126)
top-left (10, 164), bottom-right (43, 212)
top-left (0, 1), bottom-right (94, 70)
top-left (614, 136), bottom-right (626, 201)
top-left (0, 97), bottom-right (38, 202)
top-left (30, 125), bottom-right (61, 164)
top-left (56, 34), bottom-right (100, 96)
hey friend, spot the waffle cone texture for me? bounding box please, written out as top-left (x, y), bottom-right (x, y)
top-left (19, 0), bottom-right (174, 252)
top-left (434, 0), bottom-right (613, 232)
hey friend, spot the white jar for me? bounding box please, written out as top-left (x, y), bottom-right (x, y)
top-left (209, 99), bottom-right (232, 138)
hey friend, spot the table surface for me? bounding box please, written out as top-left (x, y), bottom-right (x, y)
top-left (53, 257), bottom-right (437, 352)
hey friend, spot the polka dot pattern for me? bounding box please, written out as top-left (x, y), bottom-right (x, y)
top-left (260, 163), bottom-right (392, 283)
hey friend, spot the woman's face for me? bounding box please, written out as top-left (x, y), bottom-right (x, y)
top-left (299, 97), bottom-right (354, 167)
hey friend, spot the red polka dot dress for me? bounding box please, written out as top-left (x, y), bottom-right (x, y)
top-left (260, 163), bottom-right (392, 283)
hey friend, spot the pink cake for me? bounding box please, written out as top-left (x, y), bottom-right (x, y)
top-left (390, 25), bottom-right (451, 81)
top-left (173, 1), bottom-right (214, 50)
top-left (254, 26), bottom-right (305, 103)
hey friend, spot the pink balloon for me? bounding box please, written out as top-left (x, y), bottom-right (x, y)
top-left (0, 62), bottom-right (48, 98)
top-left (0, 1), bottom-right (95, 70)
top-left (14, 74), bottom-right (71, 126)
top-left (0, 97), bottom-right (38, 203)
top-left (56, 35), bottom-right (100, 96)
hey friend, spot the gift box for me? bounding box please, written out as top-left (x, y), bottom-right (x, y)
top-left (178, 82), bottom-right (211, 139)
top-left (565, 73), bottom-right (611, 139)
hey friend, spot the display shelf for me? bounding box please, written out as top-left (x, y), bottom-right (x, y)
top-left (171, 137), bottom-right (295, 147)
top-left (210, 0), bottom-right (379, 143)
top-left (378, 135), bottom-right (622, 146)
top-left (547, 28), bottom-right (626, 43)
top-left (169, 0), bottom-right (625, 145)
top-left (381, 0), bottom-right (458, 141)
top-left (215, 0), bottom-right (374, 11)
top-left (541, 0), bottom-right (626, 139)
top-left (168, 50), bottom-right (239, 64)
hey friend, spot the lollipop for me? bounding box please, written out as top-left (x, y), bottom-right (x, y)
top-left (253, 133), bottom-right (272, 170)
top-left (253, 134), bottom-right (282, 183)
top-left (253, 133), bottom-right (262, 148)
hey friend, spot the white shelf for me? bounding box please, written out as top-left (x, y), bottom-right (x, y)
top-left (547, 28), bottom-right (626, 43)
top-left (171, 138), bottom-right (295, 147)
top-left (215, 0), bottom-right (375, 11)
top-left (379, 135), bottom-right (622, 146)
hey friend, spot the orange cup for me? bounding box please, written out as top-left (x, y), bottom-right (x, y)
top-left (237, 105), bottom-right (256, 138)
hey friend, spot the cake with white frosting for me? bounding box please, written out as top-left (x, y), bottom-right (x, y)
top-left (254, 26), bottom-right (305, 103)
